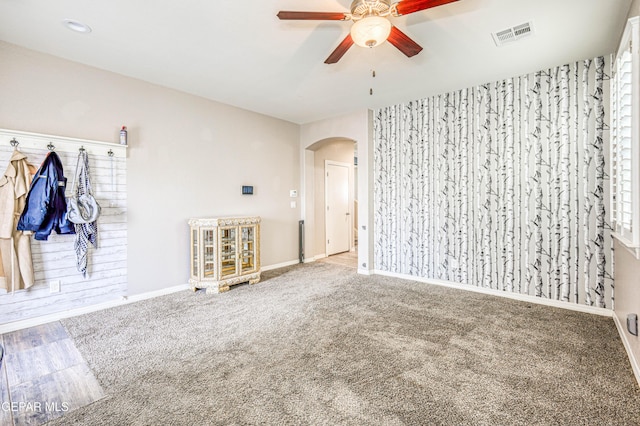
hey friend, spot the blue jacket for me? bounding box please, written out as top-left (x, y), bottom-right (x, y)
top-left (17, 152), bottom-right (74, 240)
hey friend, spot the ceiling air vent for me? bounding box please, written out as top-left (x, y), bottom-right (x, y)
top-left (492, 21), bottom-right (534, 46)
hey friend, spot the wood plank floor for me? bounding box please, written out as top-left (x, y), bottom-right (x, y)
top-left (1, 335), bottom-right (13, 426)
top-left (316, 249), bottom-right (358, 268)
top-left (0, 322), bottom-right (104, 425)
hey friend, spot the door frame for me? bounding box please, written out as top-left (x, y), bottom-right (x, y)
top-left (325, 160), bottom-right (352, 256)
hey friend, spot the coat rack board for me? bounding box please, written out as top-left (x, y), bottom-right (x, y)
top-left (0, 128), bottom-right (127, 158)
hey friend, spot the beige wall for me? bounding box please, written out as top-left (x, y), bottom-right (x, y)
top-left (629, 0), bottom-right (640, 18)
top-left (613, 240), bottom-right (640, 379)
top-left (0, 41), bottom-right (300, 295)
top-left (311, 140), bottom-right (355, 256)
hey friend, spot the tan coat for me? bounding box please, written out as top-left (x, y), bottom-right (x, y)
top-left (0, 150), bottom-right (35, 292)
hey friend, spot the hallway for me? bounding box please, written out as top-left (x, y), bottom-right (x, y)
top-left (316, 250), bottom-right (357, 269)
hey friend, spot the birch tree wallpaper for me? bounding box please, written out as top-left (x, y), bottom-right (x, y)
top-left (374, 56), bottom-right (613, 308)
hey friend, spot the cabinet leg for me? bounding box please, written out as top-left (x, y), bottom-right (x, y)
top-left (218, 285), bottom-right (230, 293)
top-left (249, 278), bottom-right (260, 285)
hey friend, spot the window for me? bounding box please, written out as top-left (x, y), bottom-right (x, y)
top-left (612, 17), bottom-right (640, 258)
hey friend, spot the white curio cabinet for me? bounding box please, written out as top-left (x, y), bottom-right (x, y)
top-left (189, 217), bottom-right (261, 293)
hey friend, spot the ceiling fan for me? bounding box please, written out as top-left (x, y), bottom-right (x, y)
top-left (277, 0), bottom-right (459, 64)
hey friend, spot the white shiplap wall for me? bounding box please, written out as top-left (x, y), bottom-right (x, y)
top-left (0, 129), bottom-right (127, 324)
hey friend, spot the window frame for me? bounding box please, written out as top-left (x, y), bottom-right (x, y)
top-left (611, 16), bottom-right (640, 259)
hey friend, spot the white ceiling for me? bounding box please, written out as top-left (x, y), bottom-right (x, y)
top-left (0, 0), bottom-right (633, 124)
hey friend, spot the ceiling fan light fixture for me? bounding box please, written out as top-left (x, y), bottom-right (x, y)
top-left (350, 15), bottom-right (392, 48)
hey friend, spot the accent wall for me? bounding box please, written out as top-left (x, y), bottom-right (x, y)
top-left (374, 56), bottom-right (613, 308)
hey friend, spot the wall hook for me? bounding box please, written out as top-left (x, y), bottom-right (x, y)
top-left (107, 149), bottom-right (114, 157)
top-left (9, 138), bottom-right (19, 148)
top-left (47, 142), bottom-right (55, 151)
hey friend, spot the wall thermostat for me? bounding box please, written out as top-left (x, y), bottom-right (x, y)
top-left (242, 186), bottom-right (253, 195)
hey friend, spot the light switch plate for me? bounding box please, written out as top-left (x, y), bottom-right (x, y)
top-left (628, 314), bottom-right (638, 336)
top-left (290, 201), bottom-right (296, 208)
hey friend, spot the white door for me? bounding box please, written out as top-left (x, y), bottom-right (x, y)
top-left (326, 161), bottom-right (350, 256)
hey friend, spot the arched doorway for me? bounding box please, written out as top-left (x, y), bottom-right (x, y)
top-left (306, 138), bottom-right (357, 266)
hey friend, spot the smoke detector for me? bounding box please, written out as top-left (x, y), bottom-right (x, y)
top-left (492, 21), bottom-right (534, 46)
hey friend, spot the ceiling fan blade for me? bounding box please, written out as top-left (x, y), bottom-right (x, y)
top-left (387, 26), bottom-right (423, 58)
top-left (325, 34), bottom-right (354, 64)
top-left (277, 11), bottom-right (349, 20)
top-left (394, 0), bottom-right (459, 16)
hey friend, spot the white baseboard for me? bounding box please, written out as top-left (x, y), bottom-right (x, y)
top-left (613, 313), bottom-right (640, 388)
top-left (0, 260), bottom-right (307, 333)
top-left (125, 284), bottom-right (191, 303)
top-left (373, 270), bottom-right (613, 317)
top-left (296, 254), bottom-right (326, 264)
top-left (0, 284), bottom-right (190, 334)
top-left (262, 259), bottom-right (300, 271)
top-left (358, 268), bottom-right (373, 275)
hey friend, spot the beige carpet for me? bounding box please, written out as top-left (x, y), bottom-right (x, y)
top-left (50, 262), bottom-right (640, 425)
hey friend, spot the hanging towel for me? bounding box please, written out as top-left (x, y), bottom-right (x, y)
top-left (0, 150), bottom-right (35, 292)
top-left (72, 150), bottom-right (99, 277)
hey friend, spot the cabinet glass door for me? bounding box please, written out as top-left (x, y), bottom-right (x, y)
top-left (240, 225), bottom-right (256, 273)
top-left (203, 229), bottom-right (215, 278)
top-left (191, 228), bottom-right (199, 278)
top-left (220, 227), bottom-right (237, 277)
